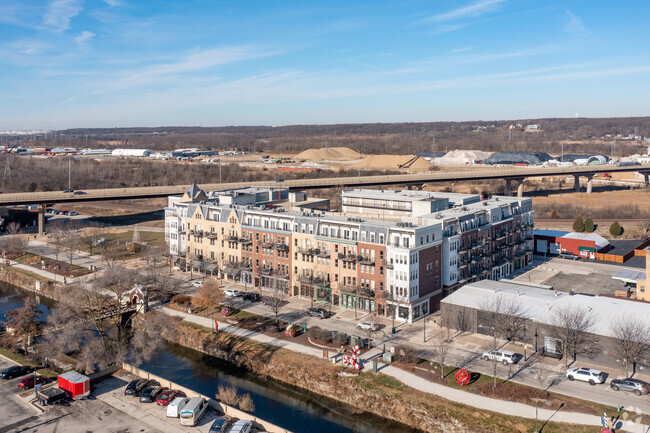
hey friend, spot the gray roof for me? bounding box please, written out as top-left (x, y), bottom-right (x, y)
top-left (186, 183), bottom-right (203, 198)
top-left (442, 280), bottom-right (650, 338)
top-left (59, 371), bottom-right (89, 384)
top-left (484, 152), bottom-right (552, 165)
top-left (612, 268), bottom-right (646, 283)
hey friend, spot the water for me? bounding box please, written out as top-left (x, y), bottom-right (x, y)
top-left (2, 283), bottom-right (421, 433)
top-left (141, 343), bottom-right (421, 433)
top-left (0, 282), bottom-right (53, 324)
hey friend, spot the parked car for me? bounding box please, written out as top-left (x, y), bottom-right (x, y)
top-left (224, 289), bottom-right (243, 297)
top-left (18, 375), bottom-right (45, 389)
top-left (226, 419), bottom-right (253, 433)
top-left (559, 251), bottom-right (580, 260)
top-left (62, 189), bottom-right (74, 193)
top-left (73, 190), bottom-right (87, 195)
top-left (69, 211), bottom-right (79, 216)
top-left (242, 292), bottom-right (260, 302)
top-left (124, 378), bottom-right (151, 396)
top-left (356, 321), bottom-right (379, 331)
top-left (1, 366), bottom-right (33, 379)
top-left (156, 389), bottom-right (185, 406)
top-left (565, 367), bottom-right (605, 385)
top-left (139, 386), bottom-right (167, 403)
top-left (275, 179), bottom-right (285, 183)
top-left (209, 416), bottom-right (232, 433)
top-left (481, 350), bottom-right (518, 365)
top-left (307, 308), bottom-right (328, 319)
top-left (610, 378), bottom-right (649, 396)
top-left (191, 281), bottom-right (203, 288)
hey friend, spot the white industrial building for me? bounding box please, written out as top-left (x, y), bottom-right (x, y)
top-left (111, 148), bottom-right (154, 157)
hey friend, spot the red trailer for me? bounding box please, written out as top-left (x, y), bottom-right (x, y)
top-left (58, 371), bottom-right (90, 399)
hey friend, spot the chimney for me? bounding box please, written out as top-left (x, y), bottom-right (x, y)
top-left (554, 290), bottom-right (558, 297)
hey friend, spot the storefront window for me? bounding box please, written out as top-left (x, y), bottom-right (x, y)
top-left (398, 306), bottom-right (409, 319)
top-left (412, 305), bottom-right (421, 319)
top-left (422, 301), bottom-right (428, 315)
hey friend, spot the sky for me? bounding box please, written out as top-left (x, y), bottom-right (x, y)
top-left (1, 0), bottom-right (649, 129)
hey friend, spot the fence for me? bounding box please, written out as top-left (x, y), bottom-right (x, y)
top-left (121, 362), bottom-right (291, 433)
top-left (596, 238), bottom-right (650, 263)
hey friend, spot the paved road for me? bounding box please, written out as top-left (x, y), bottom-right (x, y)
top-left (1, 163), bottom-right (649, 205)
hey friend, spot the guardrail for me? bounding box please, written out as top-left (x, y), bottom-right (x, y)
top-left (1, 164), bottom-right (649, 205)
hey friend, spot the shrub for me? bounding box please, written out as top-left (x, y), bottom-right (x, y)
top-left (216, 384), bottom-right (241, 406)
top-left (170, 294), bottom-right (192, 307)
top-left (584, 217), bottom-right (594, 232)
top-left (395, 344), bottom-right (420, 364)
top-left (307, 326), bottom-right (323, 340)
top-left (239, 393), bottom-right (256, 413)
top-left (572, 216), bottom-right (585, 232)
top-left (316, 328), bottom-right (333, 343)
top-left (332, 332), bottom-right (348, 345)
top-left (609, 221), bottom-right (622, 236)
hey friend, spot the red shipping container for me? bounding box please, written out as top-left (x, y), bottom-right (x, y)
top-left (58, 371), bottom-right (90, 399)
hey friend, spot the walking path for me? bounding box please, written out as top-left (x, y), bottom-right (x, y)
top-left (161, 308), bottom-right (648, 431)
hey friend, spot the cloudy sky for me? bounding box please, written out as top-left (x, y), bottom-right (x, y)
top-left (1, 0), bottom-right (648, 129)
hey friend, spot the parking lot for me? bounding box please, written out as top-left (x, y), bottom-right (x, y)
top-left (0, 357), bottom-right (39, 432)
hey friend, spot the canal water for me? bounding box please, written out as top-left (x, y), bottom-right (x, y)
top-left (1, 282), bottom-right (422, 433)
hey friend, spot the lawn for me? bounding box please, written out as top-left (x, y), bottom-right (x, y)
top-left (14, 253), bottom-right (91, 277)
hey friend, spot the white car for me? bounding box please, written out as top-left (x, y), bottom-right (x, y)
top-left (481, 350), bottom-right (518, 365)
top-left (224, 289), bottom-right (243, 297)
top-left (565, 367), bottom-right (605, 385)
top-left (356, 321), bottom-right (379, 331)
top-left (191, 281), bottom-right (203, 288)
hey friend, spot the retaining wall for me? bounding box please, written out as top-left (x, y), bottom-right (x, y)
top-left (122, 362), bottom-right (291, 433)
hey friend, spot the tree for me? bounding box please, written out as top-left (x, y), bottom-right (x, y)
top-left (431, 332), bottom-right (450, 379)
top-left (572, 216), bottom-right (585, 232)
top-left (610, 315), bottom-right (650, 377)
top-left (1, 297), bottom-right (42, 349)
top-left (41, 265), bottom-right (164, 372)
top-left (479, 294), bottom-right (528, 345)
top-left (191, 279), bottom-right (224, 332)
top-left (609, 221), bottom-right (622, 236)
top-left (47, 220), bottom-right (69, 262)
top-left (80, 223), bottom-right (109, 255)
top-left (584, 217), bottom-right (594, 233)
top-left (547, 304), bottom-right (596, 367)
top-left (263, 285), bottom-right (287, 331)
top-left (62, 231), bottom-right (79, 265)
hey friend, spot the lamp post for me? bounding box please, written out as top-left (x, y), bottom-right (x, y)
top-left (535, 401), bottom-right (539, 433)
top-left (423, 317), bottom-right (426, 343)
top-left (523, 323), bottom-right (527, 361)
top-left (338, 346), bottom-right (345, 374)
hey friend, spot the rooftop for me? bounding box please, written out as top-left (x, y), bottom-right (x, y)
top-left (442, 279), bottom-right (650, 338)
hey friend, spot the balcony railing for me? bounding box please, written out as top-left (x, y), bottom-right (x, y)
top-left (382, 260), bottom-right (394, 269)
top-left (359, 256), bottom-right (375, 265)
top-left (275, 244), bottom-right (289, 252)
top-left (227, 235), bottom-right (239, 242)
top-left (299, 247), bottom-right (317, 255)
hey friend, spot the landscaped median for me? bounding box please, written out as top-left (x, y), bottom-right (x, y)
top-left (160, 314), bottom-right (611, 433)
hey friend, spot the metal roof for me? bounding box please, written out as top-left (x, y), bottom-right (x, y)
top-left (442, 279), bottom-right (650, 338)
top-left (534, 229), bottom-right (569, 237)
top-left (612, 268), bottom-right (646, 283)
top-left (561, 232), bottom-right (610, 250)
top-left (59, 371), bottom-right (89, 384)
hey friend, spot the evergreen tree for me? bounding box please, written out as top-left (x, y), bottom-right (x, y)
top-left (609, 221), bottom-right (622, 236)
top-left (573, 216), bottom-right (585, 232)
top-left (584, 217), bottom-right (595, 233)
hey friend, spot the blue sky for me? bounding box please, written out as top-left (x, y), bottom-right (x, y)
top-left (1, 0), bottom-right (649, 129)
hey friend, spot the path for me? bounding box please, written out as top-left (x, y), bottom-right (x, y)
top-left (160, 308), bottom-right (647, 431)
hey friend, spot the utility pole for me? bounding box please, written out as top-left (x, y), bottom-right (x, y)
top-left (68, 156), bottom-right (71, 190)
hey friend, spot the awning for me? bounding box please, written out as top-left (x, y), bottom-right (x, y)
top-left (190, 260), bottom-right (204, 270)
top-left (223, 267), bottom-right (240, 276)
top-left (205, 263), bottom-right (219, 273)
top-left (612, 268), bottom-right (646, 284)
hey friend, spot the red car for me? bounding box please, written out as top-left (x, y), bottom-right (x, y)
top-left (18, 375), bottom-right (46, 390)
top-left (156, 389), bottom-right (185, 406)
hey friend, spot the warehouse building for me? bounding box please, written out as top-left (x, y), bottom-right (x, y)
top-left (533, 229), bottom-right (610, 259)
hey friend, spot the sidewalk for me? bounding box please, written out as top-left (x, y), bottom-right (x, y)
top-left (159, 306), bottom-right (648, 431)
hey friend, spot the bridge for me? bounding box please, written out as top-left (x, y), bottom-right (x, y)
top-left (1, 164), bottom-right (648, 234)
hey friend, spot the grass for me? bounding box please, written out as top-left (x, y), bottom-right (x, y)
top-left (0, 348), bottom-right (59, 379)
top-left (3, 266), bottom-right (53, 283)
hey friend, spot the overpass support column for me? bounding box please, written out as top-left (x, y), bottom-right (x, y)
top-left (642, 172), bottom-right (650, 188)
top-left (586, 175), bottom-right (594, 194)
top-left (505, 179), bottom-right (513, 196)
top-left (574, 175), bottom-right (581, 192)
top-left (37, 205), bottom-right (45, 235)
top-left (517, 181), bottom-right (525, 198)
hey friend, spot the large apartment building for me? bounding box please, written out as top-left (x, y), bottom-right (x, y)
top-left (165, 185), bottom-right (534, 323)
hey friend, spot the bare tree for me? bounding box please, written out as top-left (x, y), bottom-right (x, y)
top-left (532, 361), bottom-right (555, 391)
top-left (431, 331), bottom-right (450, 379)
top-left (547, 303), bottom-right (596, 367)
top-left (5, 222), bottom-right (21, 235)
top-left (263, 284), bottom-right (287, 331)
top-left (610, 315), bottom-right (650, 377)
top-left (479, 294), bottom-right (528, 347)
top-left (1, 297), bottom-right (42, 349)
top-left (455, 308), bottom-right (471, 334)
top-left (80, 223), bottom-right (109, 255)
top-left (191, 279), bottom-right (225, 332)
top-left (62, 231), bottom-right (79, 265)
top-left (47, 220), bottom-right (68, 262)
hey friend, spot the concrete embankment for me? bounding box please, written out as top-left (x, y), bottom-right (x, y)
top-left (122, 362), bottom-right (292, 433)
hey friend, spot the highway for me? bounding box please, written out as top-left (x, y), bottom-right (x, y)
top-left (0, 163), bottom-right (648, 206)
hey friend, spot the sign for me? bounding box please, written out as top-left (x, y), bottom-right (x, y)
top-left (454, 369), bottom-right (470, 386)
top-left (578, 246), bottom-right (596, 252)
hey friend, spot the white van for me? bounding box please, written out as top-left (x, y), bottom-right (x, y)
top-left (180, 397), bottom-right (208, 426)
top-left (166, 396), bottom-right (189, 418)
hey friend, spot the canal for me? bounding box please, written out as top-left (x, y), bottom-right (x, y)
top-left (1, 282), bottom-right (422, 433)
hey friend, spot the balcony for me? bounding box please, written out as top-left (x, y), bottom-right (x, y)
top-left (299, 247), bottom-right (317, 255)
top-left (227, 235), bottom-right (239, 242)
top-left (359, 256), bottom-right (375, 266)
top-left (382, 260), bottom-right (394, 269)
top-left (275, 243), bottom-right (289, 252)
top-left (341, 254), bottom-right (358, 263)
top-left (239, 237), bottom-right (252, 244)
top-left (317, 250), bottom-right (330, 258)
top-left (206, 232), bottom-right (218, 239)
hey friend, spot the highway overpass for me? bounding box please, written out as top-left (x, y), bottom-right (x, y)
top-left (1, 164), bottom-right (649, 207)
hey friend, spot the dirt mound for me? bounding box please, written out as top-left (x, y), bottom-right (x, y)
top-left (432, 149), bottom-right (491, 165)
top-left (359, 155), bottom-right (431, 170)
top-left (295, 147), bottom-right (360, 161)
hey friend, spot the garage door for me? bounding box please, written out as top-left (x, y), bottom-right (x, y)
top-left (549, 243), bottom-right (560, 254)
top-left (536, 239), bottom-right (547, 253)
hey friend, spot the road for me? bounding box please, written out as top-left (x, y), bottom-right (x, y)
top-left (1, 163), bottom-right (649, 205)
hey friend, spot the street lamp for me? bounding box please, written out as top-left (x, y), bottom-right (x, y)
top-left (423, 317), bottom-right (426, 343)
top-left (523, 323), bottom-right (527, 361)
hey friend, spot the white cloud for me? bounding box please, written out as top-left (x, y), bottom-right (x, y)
top-left (103, 0), bottom-right (121, 6)
top-left (564, 10), bottom-right (586, 33)
top-left (43, 0), bottom-right (83, 32)
top-left (74, 30), bottom-right (96, 45)
top-left (427, 0), bottom-right (506, 23)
